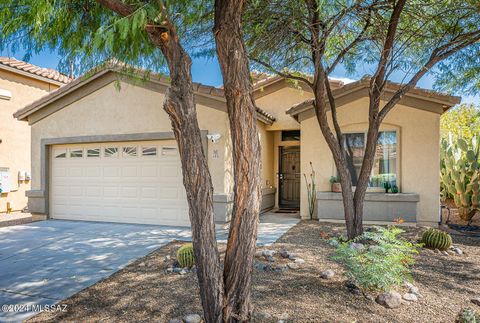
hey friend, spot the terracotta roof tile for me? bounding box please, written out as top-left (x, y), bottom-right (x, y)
top-left (0, 57), bottom-right (72, 84)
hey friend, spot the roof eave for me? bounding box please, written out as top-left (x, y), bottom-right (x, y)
top-left (0, 64), bottom-right (66, 86)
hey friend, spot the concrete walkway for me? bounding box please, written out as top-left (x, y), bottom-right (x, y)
top-left (0, 212), bottom-right (299, 322)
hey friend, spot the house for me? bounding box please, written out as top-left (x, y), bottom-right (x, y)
top-left (0, 57), bottom-right (71, 214)
top-left (13, 64), bottom-right (460, 226)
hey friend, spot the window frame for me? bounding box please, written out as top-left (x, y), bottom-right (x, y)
top-left (338, 129), bottom-right (399, 192)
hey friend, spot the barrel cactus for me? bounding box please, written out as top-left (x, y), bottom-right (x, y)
top-left (440, 136), bottom-right (480, 221)
top-left (421, 228), bottom-right (452, 250)
top-left (176, 243), bottom-right (195, 268)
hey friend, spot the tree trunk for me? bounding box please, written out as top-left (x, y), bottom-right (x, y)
top-left (213, 1), bottom-right (262, 322)
top-left (148, 28), bottom-right (224, 323)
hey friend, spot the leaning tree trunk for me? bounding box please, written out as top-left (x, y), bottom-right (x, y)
top-left (214, 1), bottom-right (262, 321)
top-left (147, 28), bottom-right (224, 323)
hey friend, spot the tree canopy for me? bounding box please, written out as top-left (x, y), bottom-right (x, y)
top-left (441, 103), bottom-right (480, 142)
top-left (0, 0), bottom-right (211, 75)
top-left (245, 0), bottom-right (480, 94)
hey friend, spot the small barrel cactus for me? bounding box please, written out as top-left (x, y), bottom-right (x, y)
top-left (176, 243), bottom-right (195, 268)
top-left (422, 228), bottom-right (452, 250)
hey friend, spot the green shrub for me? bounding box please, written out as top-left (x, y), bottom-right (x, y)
top-left (457, 308), bottom-right (480, 323)
top-left (422, 228), bottom-right (452, 250)
top-left (176, 243), bottom-right (195, 268)
top-left (330, 226), bottom-right (419, 292)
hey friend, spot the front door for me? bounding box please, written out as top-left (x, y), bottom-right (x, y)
top-left (279, 146), bottom-right (300, 209)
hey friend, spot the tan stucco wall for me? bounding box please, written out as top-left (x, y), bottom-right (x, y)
top-left (30, 81), bottom-right (233, 195)
top-left (300, 97), bottom-right (440, 225)
top-left (0, 69), bottom-right (58, 212)
top-left (256, 87), bottom-right (312, 131)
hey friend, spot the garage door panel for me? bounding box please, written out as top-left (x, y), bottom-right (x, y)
top-left (121, 166), bottom-right (138, 177)
top-left (103, 166), bottom-right (121, 177)
top-left (50, 141), bottom-right (189, 226)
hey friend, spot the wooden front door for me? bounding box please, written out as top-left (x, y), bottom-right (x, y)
top-left (279, 146), bottom-right (300, 209)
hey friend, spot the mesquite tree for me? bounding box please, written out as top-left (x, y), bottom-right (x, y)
top-left (214, 0), bottom-right (261, 321)
top-left (1, 1), bottom-right (260, 321)
top-left (245, 0), bottom-right (480, 239)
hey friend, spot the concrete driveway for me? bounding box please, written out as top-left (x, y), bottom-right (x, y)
top-left (0, 212), bottom-right (298, 322)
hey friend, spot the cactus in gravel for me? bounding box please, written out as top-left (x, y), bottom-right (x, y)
top-left (421, 228), bottom-right (452, 250)
top-left (440, 136), bottom-right (480, 221)
top-left (176, 243), bottom-right (195, 268)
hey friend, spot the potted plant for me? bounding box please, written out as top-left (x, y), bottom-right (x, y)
top-left (329, 176), bottom-right (341, 193)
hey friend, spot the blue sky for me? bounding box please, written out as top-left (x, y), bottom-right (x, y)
top-left (2, 48), bottom-right (478, 105)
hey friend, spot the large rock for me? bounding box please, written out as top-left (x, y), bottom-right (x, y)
top-left (376, 291), bottom-right (402, 309)
top-left (402, 293), bottom-right (418, 302)
top-left (350, 242), bottom-right (365, 251)
top-left (294, 258), bottom-right (305, 264)
top-left (287, 263), bottom-right (299, 270)
top-left (183, 314), bottom-right (202, 323)
top-left (263, 250), bottom-right (275, 257)
top-left (320, 269), bottom-right (335, 279)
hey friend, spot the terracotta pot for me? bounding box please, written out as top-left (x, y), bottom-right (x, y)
top-left (331, 183), bottom-right (342, 193)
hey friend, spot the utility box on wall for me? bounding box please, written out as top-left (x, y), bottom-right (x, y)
top-left (0, 167), bottom-right (11, 193)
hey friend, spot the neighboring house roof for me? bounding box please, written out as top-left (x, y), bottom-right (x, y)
top-left (13, 63), bottom-right (276, 124)
top-left (251, 71), bottom-right (344, 91)
top-left (287, 78), bottom-right (461, 119)
top-left (0, 57), bottom-right (72, 85)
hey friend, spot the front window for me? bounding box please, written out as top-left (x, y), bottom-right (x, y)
top-left (342, 131), bottom-right (397, 188)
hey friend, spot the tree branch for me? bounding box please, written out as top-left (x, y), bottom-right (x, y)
top-left (249, 56), bottom-right (314, 88)
top-left (378, 32), bottom-right (480, 122)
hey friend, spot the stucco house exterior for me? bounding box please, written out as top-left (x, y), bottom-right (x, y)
top-left (13, 64), bottom-right (460, 226)
top-left (0, 57), bottom-right (70, 214)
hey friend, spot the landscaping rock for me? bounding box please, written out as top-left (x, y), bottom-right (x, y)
top-left (404, 282), bottom-right (420, 296)
top-left (166, 267), bottom-right (174, 273)
top-left (254, 262), bottom-right (265, 271)
top-left (266, 255), bottom-right (275, 262)
top-left (320, 269), bottom-right (335, 279)
top-left (471, 297), bottom-right (480, 306)
top-left (139, 262), bottom-right (146, 267)
top-left (263, 250), bottom-right (275, 257)
top-left (452, 247), bottom-right (464, 255)
top-left (287, 263), bottom-right (299, 270)
top-left (441, 250), bottom-right (449, 256)
top-left (179, 269), bottom-right (188, 275)
top-left (264, 264), bottom-right (273, 272)
top-left (288, 254), bottom-right (298, 261)
top-left (165, 255), bottom-right (171, 261)
top-left (168, 319), bottom-right (183, 323)
top-left (294, 258), bottom-right (305, 264)
top-left (191, 266), bottom-right (197, 274)
top-left (280, 250), bottom-right (290, 258)
top-left (350, 242), bottom-right (365, 251)
top-left (376, 291), bottom-right (402, 309)
top-left (403, 293), bottom-right (418, 302)
top-left (173, 267), bottom-right (183, 274)
top-left (183, 314), bottom-right (202, 323)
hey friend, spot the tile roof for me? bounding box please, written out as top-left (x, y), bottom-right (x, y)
top-left (0, 57), bottom-right (72, 84)
top-left (13, 63), bottom-right (276, 124)
top-left (286, 78), bottom-right (461, 117)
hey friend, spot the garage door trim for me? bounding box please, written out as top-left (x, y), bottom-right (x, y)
top-left (32, 131), bottom-right (208, 217)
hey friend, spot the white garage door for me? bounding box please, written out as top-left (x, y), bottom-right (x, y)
top-left (50, 140), bottom-right (190, 226)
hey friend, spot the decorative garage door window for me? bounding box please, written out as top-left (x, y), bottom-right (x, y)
top-left (69, 149), bottom-right (83, 158)
top-left (162, 146), bottom-right (177, 156)
top-left (87, 148), bottom-right (100, 158)
top-left (53, 145), bottom-right (178, 159)
top-left (123, 146), bottom-right (137, 157)
top-left (104, 147), bottom-right (119, 157)
top-left (54, 148), bottom-right (67, 158)
top-left (142, 147), bottom-right (157, 156)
